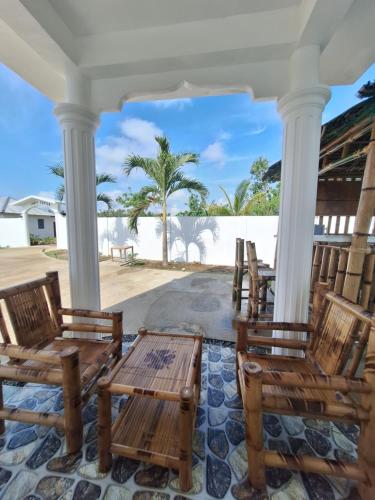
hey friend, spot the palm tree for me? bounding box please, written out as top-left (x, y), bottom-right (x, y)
top-left (123, 135), bottom-right (208, 267)
top-left (219, 179), bottom-right (252, 215)
top-left (49, 162), bottom-right (116, 209)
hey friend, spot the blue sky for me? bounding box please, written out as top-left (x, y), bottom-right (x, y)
top-left (1, 61), bottom-right (375, 213)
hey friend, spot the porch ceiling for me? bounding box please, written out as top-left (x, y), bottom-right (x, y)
top-left (0, 0), bottom-right (374, 111)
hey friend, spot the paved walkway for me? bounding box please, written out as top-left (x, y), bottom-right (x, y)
top-left (0, 247), bottom-right (236, 341)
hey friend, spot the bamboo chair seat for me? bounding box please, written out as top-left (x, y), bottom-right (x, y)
top-left (20, 337), bottom-right (117, 384)
top-left (236, 283), bottom-right (375, 497)
top-left (0, 272), bottom-right (123, 453)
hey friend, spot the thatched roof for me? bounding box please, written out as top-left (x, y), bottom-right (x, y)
top-left (265, 93), bottom-right (375, 182)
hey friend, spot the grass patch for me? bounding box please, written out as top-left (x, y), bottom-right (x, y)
top-left (44, 249), bottom-right (110, 262)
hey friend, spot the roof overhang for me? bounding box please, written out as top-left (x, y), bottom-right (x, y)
top-left (0, 0), bottom-right (374, 112)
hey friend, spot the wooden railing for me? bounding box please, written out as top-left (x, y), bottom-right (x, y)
top-left (311, 242), bottom-right (375, 311)
top-left (316, 215), bottom-right (375, 235)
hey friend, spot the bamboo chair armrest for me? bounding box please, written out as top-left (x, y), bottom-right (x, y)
top-left (246, 321), bottom-right (313, 332)
top-left (58, 307), bottom-right (121, 321)
top-left (61, 323), bottom-right (115, 334)
top-left (0, 344), bottom-right (61, 365)
top-left (247, 336), bottom-right (309, 350)
top-left (261, 370), bottom-right (371, 393)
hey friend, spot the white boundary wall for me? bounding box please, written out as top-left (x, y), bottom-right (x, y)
top-left (0, 217), bottom-right (28, 247)
top-left (57, 215), bottom-right (279, 266)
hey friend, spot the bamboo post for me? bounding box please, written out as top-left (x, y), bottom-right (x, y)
top-left (334, 249), bottom-right (348, 294)
top-left (0, 380), bottom-right (4, 435)
top-left (248, 242), bottom-right (260, 318)
top-left (60, 347), bottom-right (82, 454)
top-left (235, 239), bottom-right (245, 311)
top-left (343, 118), bottom-right (375, 302)
top-left (0, 305), bottom-right (10, 344)
top-left (327, 248), bottom-right (339, 289)
top-left (319, 246), bottom-right (330, 282)
top-left (236, 319), bottom-right (248, 394)
top-left (112, 311), bottom-right (123, 360)
top-left (232, 238), bottom-right (240, 302)
top-left (179, 386), bottom-right (193, 492)
top-left (46, 271), bottom-right (62, 332)
top-left (358, 325), bottom-right (375, 498)
top-left (242, 362), bottom-right (265, 489)
top-left (98, 376), bottom-right (112, 472)
top-left (327, 216), bottom-right (332, 234)
top-left (360, 254), bottom-right (375, 309)
top-left (344, 216), bottom-right (350, 235)
top-left (311, 244), bottom-right (323, 300)
top-left (335, 216), bottom-right (341, 234)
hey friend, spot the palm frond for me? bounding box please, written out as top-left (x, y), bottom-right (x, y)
top-left (56, 184), bottom-right (65, 202)
top-left (219, 186), bottom-right (234, 215)
top-left (233, 179), bottom-right (251, 214)
top-left (169, 176), bottom-right (208, 199)
top-left (49, 163), bottom-right (64, 178)
top-left (123, 155), bottom-right (157, 178)
top-left (96, 173), bottom-right (116, 185)
top-left (155, 136), bottom-right (170, 155)
top-left (174, 152), bottom-right (199, 168)
top-left (128, 198), bottom-right (154, 234)
top-left (97, 193), bottom-right (113, 209)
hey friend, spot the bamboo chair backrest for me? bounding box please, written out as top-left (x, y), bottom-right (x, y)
top-left (247, 241), bottom-right (260, 295)
top-left (312, 292), bottom-right (371, 376)
top-left (0, 273), bottom-right (61, 347)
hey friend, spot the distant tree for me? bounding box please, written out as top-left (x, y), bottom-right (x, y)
top-left (98, 208), bottom-right (128, 217)
top-left (219, 179), bottom-right (252, 215)
top-left (123, 135), bottom-right (207, 266)
top-left (177, 193), bottom-right (208, 216)
top-left (357, 80), bottom-right (375, 99)
top-left (49, 162), bottom-right (116, 209)
top-left (247, 157), bottom-right (280, 215)
top-left (206, 202), bottom-right (231, 216)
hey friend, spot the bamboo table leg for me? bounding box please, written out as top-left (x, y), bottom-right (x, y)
top-left (60, 347), bottom-right (83, 454)
top-left (98, 376), bottom-right (112, 472)
top-left (179, 387), bottom-right (193, 492)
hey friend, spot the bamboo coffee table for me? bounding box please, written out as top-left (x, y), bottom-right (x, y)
top-left (98, 328), bottom-right (203, 492)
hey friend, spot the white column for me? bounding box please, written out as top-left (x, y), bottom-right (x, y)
top-left (54, 103), bottom-right (101, 310)
top-left (273, 46), bottom-right (330, 327)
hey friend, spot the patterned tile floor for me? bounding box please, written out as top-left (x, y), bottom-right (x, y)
top-left (0, 341), bottom-right (360, 500)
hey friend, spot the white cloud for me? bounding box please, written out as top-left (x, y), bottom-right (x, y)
top-left (217, 131), bottom-right (231, 141)
top-left (96, 118), bottom-right (162, 179)
top-left (201, 141), bottom-right (227, 167)
top-left (148, 98), bottom-right (193, 110)
top-left (245, 125), bottom-right (267, 136)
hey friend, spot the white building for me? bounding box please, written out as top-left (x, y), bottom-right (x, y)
top-left (0, 195), bottom-right (63, 247)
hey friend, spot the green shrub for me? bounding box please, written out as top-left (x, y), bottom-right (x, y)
top-left (30, 234), bottom-right (56, 246)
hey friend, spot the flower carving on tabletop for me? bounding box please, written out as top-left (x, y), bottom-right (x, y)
top-left (144, 349), bottom-right (176, 370)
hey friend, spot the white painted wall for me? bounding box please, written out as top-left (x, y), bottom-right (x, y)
top-left (0, 218), bottom-right (28, 247)
top-left (28, 215), bottom-right (55, 238)
top-left (57, 215), bottom-right (279, 266)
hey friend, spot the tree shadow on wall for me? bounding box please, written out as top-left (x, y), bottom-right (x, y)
top-left (98, 217), bottom-right (138, 255)
top-left (156, 217), bottom-right (219, 263)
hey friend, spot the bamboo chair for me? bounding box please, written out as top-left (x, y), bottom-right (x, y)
top-left (247, 241), bottom-right (275, 319)
top-left (0, 271), bottom-right (123, 453)
top-left (236, 284), bottom-right (375, 497)
top-left (233, 238), bottom-right (248, 310)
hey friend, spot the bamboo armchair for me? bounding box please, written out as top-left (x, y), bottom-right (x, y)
top-left (0, 271), bottom-right (123, 453)
top-left (236, 284), bottom-right (375, 497)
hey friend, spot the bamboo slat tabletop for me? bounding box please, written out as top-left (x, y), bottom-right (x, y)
top-left (112, 333), bottom-right (198, 395)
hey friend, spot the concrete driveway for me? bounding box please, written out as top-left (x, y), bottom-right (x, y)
top-left (0, 246), bottom-right (236, 341)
